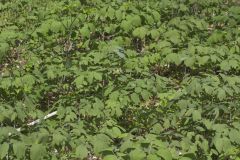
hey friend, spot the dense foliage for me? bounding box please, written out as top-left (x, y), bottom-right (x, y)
top-left (1, 0), bottom-right (240, 159)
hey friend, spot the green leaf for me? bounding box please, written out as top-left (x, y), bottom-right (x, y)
top-left (150, 29), bottom-right (160, 39)
top-left (93, 72), bottom-right (102, 81)
top-left (131, 93), bottom-right (140, 104)
top-left (50, 20), bottom-right (64, 33)
top-left (75, 145), bottom-right (88, 159)
top-left (164, 29), bottom-right (181, 44)
top-left (130, 15), bottom-right (142, 27)
top-left (120, 140), bottom-right (134, 152)
top-left (111, 127), bottom-right (122, 138)
top-left (103, 155), bottom-right (118, 160)
top-left (229, 59), bottom-right (238, 69)
top-left (217, 88), bottom-right (226, 101)
top-left (184, 57), bottom-right (195, 67)
top-left (22, 74), bottom-right (36, 91)
top-left (129, 148), bottom-right (146, 160)
top-left (179, 4), bottom-right (188, 12)
top-left (203, 119), bottom-right (212, 130)
top-left (115, 10), bottom-right (123, 21)
top-left (121, 20), bottom-right (131, 32)
top-left (179, 157), bottom-right (192, 160)
top-left (13, 142), bottom-right (26, 159)
top-left (91, 134), bottom-right (111, 154)
top-left (132, 27), bottom-right (148, 39)
top-left (198, 56), bottom-right (209, 65)
top-left (80, 25), bottom-right (90, 38)
top-left (107, 7), bottom-right (115, 20)
top-left (214, 137), bottom-right (231, 153)
top-left (220, 60), bottom-right (230, 71)
top-left (0, 30), bottom-right (18, 42)
top-left (157, 148), bottom-right (172, 160)
top-left (113, 46), bottom-right (126, 59)
top-left (151, 123), bottom-right (163, 134)
top-left (144, 14), bottom-right (154, 24)
top-left (147, 154), bottom-right (159, 160)
top-left (0, 42), bottom-right (9, 61)
top-left (74, 75), bottom-right (86, 88)
top-left (104, 85), bottom-right (114, 96)
top-left (192, 110), bottom-right (201, 121)
top-left (165, 53), bottom-right (181, 65)
top-left (52, 133), bottom-right (66, 145)
top-left (0, 143), bottom-right (9, 159)
top-left (229, 129), bottom-right (240, 144)
top-left (30, 144), bottom-right (46, 160)
top-left (152, 10), bottom-right (161, 21)
top-left (141, 90), bottom-right (151, 101)
top-left (207, 31), bottom-right (224, 43)
top-left (204, 85), bottom-right (214, 95)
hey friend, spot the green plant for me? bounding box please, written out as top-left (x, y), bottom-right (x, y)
top-left (0, 0), bottom-right (240, 159)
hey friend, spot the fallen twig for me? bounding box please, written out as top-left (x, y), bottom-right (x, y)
top-left (8, 111), bottom-right (58, 135)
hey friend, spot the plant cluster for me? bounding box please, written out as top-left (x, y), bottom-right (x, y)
top-left (0, 0), bottom-right (240, 159)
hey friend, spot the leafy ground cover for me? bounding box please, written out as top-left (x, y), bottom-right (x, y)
top-left (0, 0), bottom-right (240, 159)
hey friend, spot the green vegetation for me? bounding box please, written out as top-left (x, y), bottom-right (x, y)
top-left (1, 0), bottom-right (240, 159)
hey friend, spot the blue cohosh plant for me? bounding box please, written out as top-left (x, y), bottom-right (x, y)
top-left (0, 0), bottom-right (240, 159)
